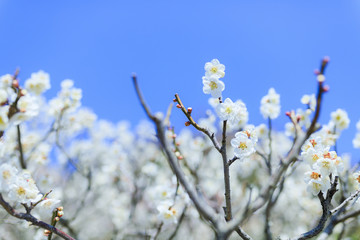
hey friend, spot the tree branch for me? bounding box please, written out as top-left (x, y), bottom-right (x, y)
top-left (0, 194), bottom-right (75, 240)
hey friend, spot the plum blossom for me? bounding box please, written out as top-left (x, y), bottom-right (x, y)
top-left (25, 70), bottom-right (51, 95)
top-left (204, 59), bottom-right (225, 78)
top-left (202, 76), bottom-right (225, 98)
top-left (231, 128), bottom-right (257, 158)
top-left (260, 88), bottom-right (281, 119)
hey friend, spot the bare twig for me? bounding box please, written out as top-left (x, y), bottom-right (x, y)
top-left (330, 189), bottom-right (360, 215)
top-left (240, 59), bottom-right (329, 225)
top-left (0, 194), bottom-right (75, 240)
top-left (174, 94), bottom-right (221, 152)
top-left (132, 75), bottom-right (218, 226)
top-left (133, 75), bottom-right (252, 240)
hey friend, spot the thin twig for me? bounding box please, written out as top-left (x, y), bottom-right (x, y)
top-left (16, 125), bottom-right (26, 169)
top-left (0, 194), bottom-right (75, 240)
top-left (330, 189), bottom-right (360, 215)
top-left (132, 75), bottom-right (252, 240)
top-left (174, 94), bottom-right (221, 152)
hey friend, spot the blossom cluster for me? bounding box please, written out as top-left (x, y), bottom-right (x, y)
top-left (0, 59), bottom-right (360, 240)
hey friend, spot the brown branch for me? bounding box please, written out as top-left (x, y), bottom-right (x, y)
top-left (0, 194), bottom-right (75, 240)
top-left (174, 94), bottom-right (221, 152)
top-left (221, 120), bottom-right (232, 222)
top-left (240, 59), bottom-right (328, 224)
top-left (132, 75), bottom-right (252, 240)
top-left (291, 176), bottom-right (338, 240)
top-left (132, 75), bottom-right (218, 225)
top-left (16, 125), bottom-right (26, 169)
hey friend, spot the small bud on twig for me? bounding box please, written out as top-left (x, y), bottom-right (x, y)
top-left (185, 121), bottom-right (191, 126)
top-left (176, 104), bottom-right (181, 108)
top-left (57, 211), bottom-right (64, 217)
top-left (323, 85), bottom-right (330, 92)
top-left (12, 80), bottom-right (19, 88)
top-left (187, 107), bottom-right (192, 114)
top-left (323, 56), bottom-right (330, 63)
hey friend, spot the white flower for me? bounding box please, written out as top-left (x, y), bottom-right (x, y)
top-left (285, 122), bottom-right (295, 137)
top-left (330, 109), bottom-right (350, 131)
top-left (260, 88), bottom-right (281, 119)
top-left (204, 59), bottom-right (225, 78)
top-left (7, 177), bottom-right (41, 204)
top-left (0, 106), bottom-right (9, 131)
top-left (208, 97), bottom-right (220, 108)
top-left (302, 148), bottom-right (323, 166)
top-left (216, 98), bottom-right (236, 121)
top-left (314, 155), bottom-right (336, 177)
top-left (198, 110), bottom-right (217, 134)
top-left (231, 100), bottom-right (249, 128)
top-left (0, 74), bottom-right (12, 89)
top-left (37, 198), bottom-right (61, 215)
top-left (296, 108), bottom-right (312, 128)
top-left (0, 164), bottom-right (18, 191)
top-left (0, 89), bottom-right (8, 104)
top-left (353, 133), bottom-right (360, 148)
top-left (202, 76), bottom-right (225, 98)
top-left (301, 94), bottom-right (316, 111)
top-left (353, 172), bottom-right (360, 187)
top-left (255, 123), bottom-right (268, 139)
top-left (356, 120), bottom-right (360, 131)
top-left (12, 95), bottom-right (39, 124)
top-left (231, 128), bottom-right (257, 159)
top-left (61, 79), bottom-right (74, 89)
top-left (157, 201), bottom-right (178, 224)
top-left (304, 171), bottom-right (330, 196)
top-left (25, 70), bottom-right (51, 95)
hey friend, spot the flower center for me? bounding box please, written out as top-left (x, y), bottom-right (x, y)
top-left (310, 172), bottom-right (320, 180)
top-left (209, 81), bottom-right (218, 90)
top-left (16, 186), bottom-right (26, 196)
top-left (238, 142), bottom-right (247, 150)
top-left (225, 107), bottom-right (232, 114)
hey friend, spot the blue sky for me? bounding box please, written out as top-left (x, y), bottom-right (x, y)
top-left (1, 1), bottom-right (360, 160)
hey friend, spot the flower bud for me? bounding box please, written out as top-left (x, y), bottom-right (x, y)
top-left (57, 211), bottom-right (64, 217)
top-left (323, 56), bottom-right (330, 63)
top-left (176, 104), bottom-right (181, 108)
top-left (187, 107), bottom-right (192, 114)
top-left (185, 121), bottom-right (191, 126)
top-left (12, 80), bottom-right (19, 88)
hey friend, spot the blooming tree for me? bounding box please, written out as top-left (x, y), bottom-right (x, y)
top-left (0, 58), bottom-right (359, 240)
